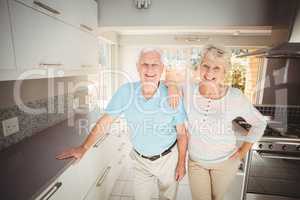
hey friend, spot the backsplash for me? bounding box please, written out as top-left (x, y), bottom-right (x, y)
top-left (255, 105), bottom-right (300, 124)
top-left (0, 94), bottom-right (76, 151)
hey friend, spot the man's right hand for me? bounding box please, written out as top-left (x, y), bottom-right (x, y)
top-left (56, 145), bottom-right (88, 163)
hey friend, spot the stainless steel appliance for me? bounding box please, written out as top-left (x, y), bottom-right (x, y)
top-left (242, 125), bottom-right (300, 200)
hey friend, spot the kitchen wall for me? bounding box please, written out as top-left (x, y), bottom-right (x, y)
top-left (98, 0), bottom-right (291, 27)
top-left (119, 46), bottom-right (142, 83)
top-left (0, 76), bottom-right (89, 151)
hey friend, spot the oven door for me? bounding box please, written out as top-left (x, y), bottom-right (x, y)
top-left (245, 150), bottom-right (300, 200)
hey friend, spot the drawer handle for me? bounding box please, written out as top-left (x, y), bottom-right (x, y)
top-left (93, 132), bottom-right (109, 148)
top-left (39, 63), bottom-right (63, 68)
top-left (80, 24), bottom-right (93, 32)
top-left (96, 166), bottom-right (111, 187)
top-left (39, 182), bottom-right (62, 200)
top-left (259, 152), bottom-right (300, 160)
top-left (33, 1), bottom-right (61, 15)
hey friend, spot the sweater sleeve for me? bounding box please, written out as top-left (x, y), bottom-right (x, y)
top-left (235, 89), bottom-right (267, 143)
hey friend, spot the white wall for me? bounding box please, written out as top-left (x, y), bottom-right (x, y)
top-left (99, 0), bottom-right (273, 27)
top-left (119, 46), bottom-right (141, 83)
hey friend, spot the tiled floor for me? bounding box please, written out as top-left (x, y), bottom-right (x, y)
top-left (109, 160), bottom-right (244, 200)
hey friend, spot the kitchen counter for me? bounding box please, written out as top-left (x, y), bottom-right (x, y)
top-left (0, 111), bottom-right (102, 200)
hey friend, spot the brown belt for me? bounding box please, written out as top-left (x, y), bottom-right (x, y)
top-left (134, 140), bottom-right (177, 161)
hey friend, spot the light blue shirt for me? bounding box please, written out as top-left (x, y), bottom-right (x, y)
top-left (105, 81), bottom-right (187, 156)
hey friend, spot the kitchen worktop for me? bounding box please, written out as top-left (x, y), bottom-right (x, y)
top-left (0, 111), bottom-right (102, 200)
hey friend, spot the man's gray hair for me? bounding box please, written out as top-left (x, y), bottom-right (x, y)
top-left (137, 48), bottom-right (164, 64)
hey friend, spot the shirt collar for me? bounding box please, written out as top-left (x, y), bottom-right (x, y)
top-left (136, 81), bottom-right (162, 102)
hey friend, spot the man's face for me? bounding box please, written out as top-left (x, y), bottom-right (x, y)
top-left (137, 51), bottom-right (164, 85)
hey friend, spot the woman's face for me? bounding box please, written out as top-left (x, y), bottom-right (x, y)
top-left (199, 53), bottom-right (227, 87)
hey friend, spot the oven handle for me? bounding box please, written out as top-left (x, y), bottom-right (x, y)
top-left (259, 152), bottom-right (300, 160)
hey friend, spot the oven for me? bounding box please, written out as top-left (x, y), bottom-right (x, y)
top-left (242, 138), bottom-right (300, 200)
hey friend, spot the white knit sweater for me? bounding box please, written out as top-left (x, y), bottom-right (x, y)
top-left (182, 83), bottom-right (267, 164)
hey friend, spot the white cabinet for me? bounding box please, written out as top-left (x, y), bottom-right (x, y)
top-left (10, 0), bottom-right (80, 70)
top-left (0, 0), bottom-right (99, 80)
top-left (84, 154), bottom-right (128, 200)
top-left (79, 31), bottom-right (99, 68)
top-left (0, 0), bottom-right (16, 70)
top-left (83, 125), bottom-right (130, 200)
top-left (35, 165), bottom-right (82, 200)
top-left (77, 0), bottom-right (98, 31)
top-left (35, 129), bottom-right (129, 200)
top-left (75, 133), bottom-right (118, 198)
top-left (8, 0), bottom-right (99, 80)
top-left (15, 0), bottom-right (97, 30)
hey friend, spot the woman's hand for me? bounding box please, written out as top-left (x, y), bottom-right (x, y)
top-left (230, 142), bottom-right (253, 160)
top-left (229, 148), bottom-right (248, 160)
top-left (56, 145), bottom-right (88, 163)
top-left (165, 69), bottom-right (183, 109)
top-left (168, 85), bottom-right (180, 109)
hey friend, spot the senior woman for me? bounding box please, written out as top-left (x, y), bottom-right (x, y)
top-left (167, 44), bottom-right (267, 200)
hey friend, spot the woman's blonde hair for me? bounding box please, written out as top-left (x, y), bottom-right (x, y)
top-left (199, 44), bottom-right (232, 72)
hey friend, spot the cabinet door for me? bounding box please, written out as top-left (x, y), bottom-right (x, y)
top-left (59, 0), bottom-right (98, 31)
top-left (0, 0), bottom-right (16, 70)
top-left (16, 0), bottom-right (97, 30)
top-left (77, 0), bottom-right (98, 31)
top-left (84, 154), bottom-right (128, 200)
top-left (10, 0), bottom-right (81, 71)
top-left (35, 165), bottom-right (82, 200)
top-left (91, 133), bottom-right (121, 173)
top-left (74, 132), bottom-right (122, 199)
top-left (75, 147), bottom-right (107, 199)
top-left (79, 31), bottom-right (99, 68)
top-left (15, 0), bottom-right (73, 23)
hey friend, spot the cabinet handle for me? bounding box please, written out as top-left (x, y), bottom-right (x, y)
top-left (93, 132), bottom-right (109, 148)
top-left (33, 1), bottom-right (61, 15)
top-left (259, 152), bottom-right (300, 160)
top-left (39, 63), bottom-right (63, 68)
top-left (96, 166), bottom-right (111, 187)
top-left (80, 24), bottom-right (93, 32)
top-left (39, 182), bottom-right (62, 200)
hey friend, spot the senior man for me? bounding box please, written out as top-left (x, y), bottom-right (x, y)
top-left (56, 48), bottom-right (188, 200)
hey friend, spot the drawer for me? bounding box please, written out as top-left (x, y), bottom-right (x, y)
top-left (75, 132), bottom-right (126, 198)
top-left (91, 132), bottom-right (123, 166)
top-left (35, 165), bottom-right (81, 200)
top-left (84, 154), bottom-right (128, 200)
